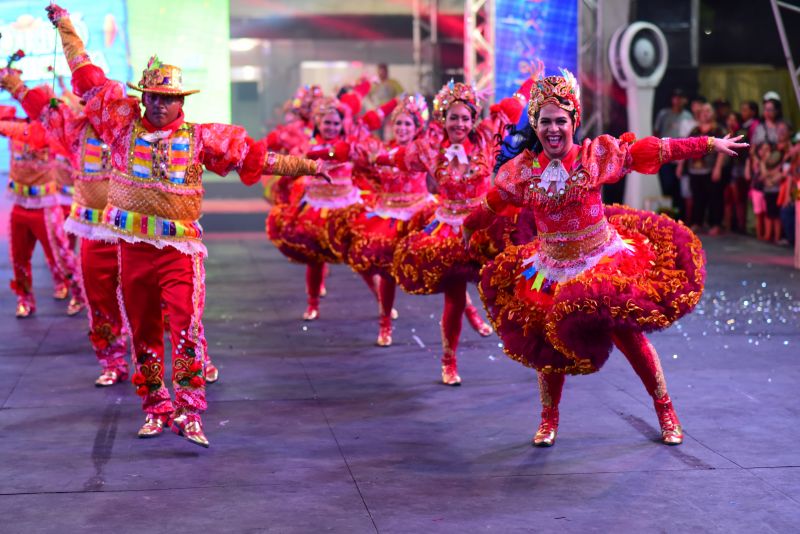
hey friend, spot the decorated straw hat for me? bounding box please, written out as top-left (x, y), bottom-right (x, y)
top-left (126, 55), bottom-right (199, 96)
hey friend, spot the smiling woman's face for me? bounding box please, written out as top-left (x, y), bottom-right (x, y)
top-left (535, 103), bottom-right (574, 160)
top-left (445, 102), bottom-right (474, 144)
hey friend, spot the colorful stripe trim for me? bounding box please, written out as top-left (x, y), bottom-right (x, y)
top-left (8, 179), bottom-right (57, 198)
top-left (70, 204), bottom-right (103, 225)
top-left (103, 206), bottom-right (203, 241)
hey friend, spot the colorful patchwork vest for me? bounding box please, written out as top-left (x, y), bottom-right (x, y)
top-left (7, 139), bottom-right (57, 209)
top-left (65, 126), bottom-right (113, 238)
top-left (102, 121), bottom-right (205, 255)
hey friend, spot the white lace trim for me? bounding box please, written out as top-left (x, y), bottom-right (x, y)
top-left (7, 191), bottom-right (59, 209)
top-left (93, 226), bottom-right (208, 258)
top-left (302, 187), bottom-right (362, 210)
top-left (522, 230), bottom-right (628, 283)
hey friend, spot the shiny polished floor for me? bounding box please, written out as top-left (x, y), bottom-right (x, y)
top-left (1, 191), bottom-right (799, 533)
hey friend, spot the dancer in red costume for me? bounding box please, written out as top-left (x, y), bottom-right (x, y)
top-left (382, 81), bottom-right (528, 385)
top-left (263, 84), bottom-right (323, 207)
top-left (47, 3), bottom-right (334, 447)
top-left (5, 69), bottom-right (222, 388)
top-left (0, 84), bottom-right (85, 317)
top-left (465, 69), bottom-right (746, 446)
top-left (267, 89), bottom-right (381, 321)
top-left (2, 69), bottom-right (128, 385)
top-left (347, 94), bottom-right (432, 345)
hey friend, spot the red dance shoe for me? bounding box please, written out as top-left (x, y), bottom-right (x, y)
top-left (205, 362), bottom-right (219, 384)
top-left (15, 296), bottom-right (36, 318)
top-left (532, 406), bottom-right (559, 447)
top-left (171, 410), bottom-right (210, 448)
top-left (465, 305), bottom-right (493, 337)
top-left (377, 316), bottom-right (392, 347)
top-left (53, 282), bottom-right (69, 300)
top-left (138, 413), bottom-right (170, 438)
top-left (654, 395), bottom-right (683, 445)
top-left (95, 368), bottom-right (128, 387)
top-left (441, 354), bottom-right (461, 386)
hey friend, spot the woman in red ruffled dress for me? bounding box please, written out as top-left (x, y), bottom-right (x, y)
top-left (345, 95), bottom-right (434, 346)
top-left (383, 81), bottom-right (528, 385)
top-left (267, 93), bottom-right (379, 320)
top-left (465, 69), bottom-right (746, 446)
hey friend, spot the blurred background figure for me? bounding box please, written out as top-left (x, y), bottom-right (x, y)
top-left (654, 88), bottom-right (694, 219)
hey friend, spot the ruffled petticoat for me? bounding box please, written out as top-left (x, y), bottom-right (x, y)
top-left (267, 185), bottom-right (362, 265)
top-left (346, 194), bottom-right (434, 278)
top-left (479, 204), bottom-right (706, 375)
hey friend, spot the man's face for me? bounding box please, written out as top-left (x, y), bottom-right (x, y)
top-left (378, 65), bottom-right (388, 81)
top-left (143, 92), bottom-right (184, 128)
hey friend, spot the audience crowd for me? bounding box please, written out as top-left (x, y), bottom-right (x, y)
top-left (652, 89), bottom-right (798, 246)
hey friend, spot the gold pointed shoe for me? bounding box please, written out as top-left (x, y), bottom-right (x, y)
top-left (654, 396), bottom-right (684, 445)
top-left (66, 296), bottom-right (85, 316)
top-left (53, 283), bottom-right (69, 300)
top-left (302, 305), bottom-right (319, 321)
top-left (138, 414), bottom-right (169, 438)
top-left (171, 411), bottom-right (210, 448)
top-left (532, 407), bottom-right (559, 447)
top-left (15, 298), bottom-right (35, 318)
top-left (205, 363), bottom-right (219, 384)
top-left (95, 369), bottom-right (126, 387)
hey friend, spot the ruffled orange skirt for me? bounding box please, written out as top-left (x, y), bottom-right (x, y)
top-left (479, 205), bottom-right (706, 375)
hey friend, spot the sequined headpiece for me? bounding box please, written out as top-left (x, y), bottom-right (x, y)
top-left (312, 96), bottom-right (349, 121)
top-left (390, 93), bottom-right (429, 128)
top-left (528, 68), bottom-right (581, 129)
top-left (433, 80), bottom-right (481, 125)
top-left (127, 55), bottom-right (199, 96)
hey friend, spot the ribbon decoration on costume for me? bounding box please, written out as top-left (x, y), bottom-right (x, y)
top-left (139, 130), bottom-right (173, 143)
top-left (539, 159), bottom-right (569, 192)
top-left (444, 143), bottom-right (469, 165)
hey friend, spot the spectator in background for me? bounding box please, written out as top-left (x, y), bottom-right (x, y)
top-left (760, 149), bottom-right (786, 243)
top-left (677, 102), bottom-right (727, 234)
top-left (747, 142), bottom-right (772, 240)
top-left (713, 99), bottom-right (731, 126)
top-left (752, 95), bottom-right (790, 146)
top-left (654, 88), bottom-right (694, 219)
top-left (740, 100), bottom-right (760, 140)
top-left (779, 140), bottom-right (799, 246)
top-left (725, 112), bottom-right (749, 233)
top-left (690, 95), bottom-right (707, 123)
top-left (368, 63), bottom-right (403, 107)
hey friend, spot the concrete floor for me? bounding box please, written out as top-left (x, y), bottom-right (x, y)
top-left (1, 198), bottom-right (799, 532)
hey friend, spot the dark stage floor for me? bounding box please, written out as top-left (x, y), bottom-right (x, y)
top-left (1, 209), bottom-right (799, 532)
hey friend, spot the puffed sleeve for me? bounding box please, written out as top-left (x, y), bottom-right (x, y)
top-left (584, 134), bottom-right (716, 186)
top-left (0, 120), bottom-right (48, 148)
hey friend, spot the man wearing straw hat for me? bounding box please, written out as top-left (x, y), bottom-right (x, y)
top-left (45, 3), bottom-right (334, 448)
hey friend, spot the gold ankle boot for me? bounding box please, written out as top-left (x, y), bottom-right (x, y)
top-left (138, 414), bottom-right (169, 438)
top-left (171, 411), bottom-right (209, 448)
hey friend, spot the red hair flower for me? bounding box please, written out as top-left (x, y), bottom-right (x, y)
top-left (132, 372), bottom-right (146, 386)
top-left (619, 132), bottom-right (637, 144)
top-left (135, 385), bottom-right (149, 397)
top-left (189, 361), bottom-right (203, 374)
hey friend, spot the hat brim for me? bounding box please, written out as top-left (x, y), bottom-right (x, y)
top-left (126, 82), bottom-right (199, 96)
